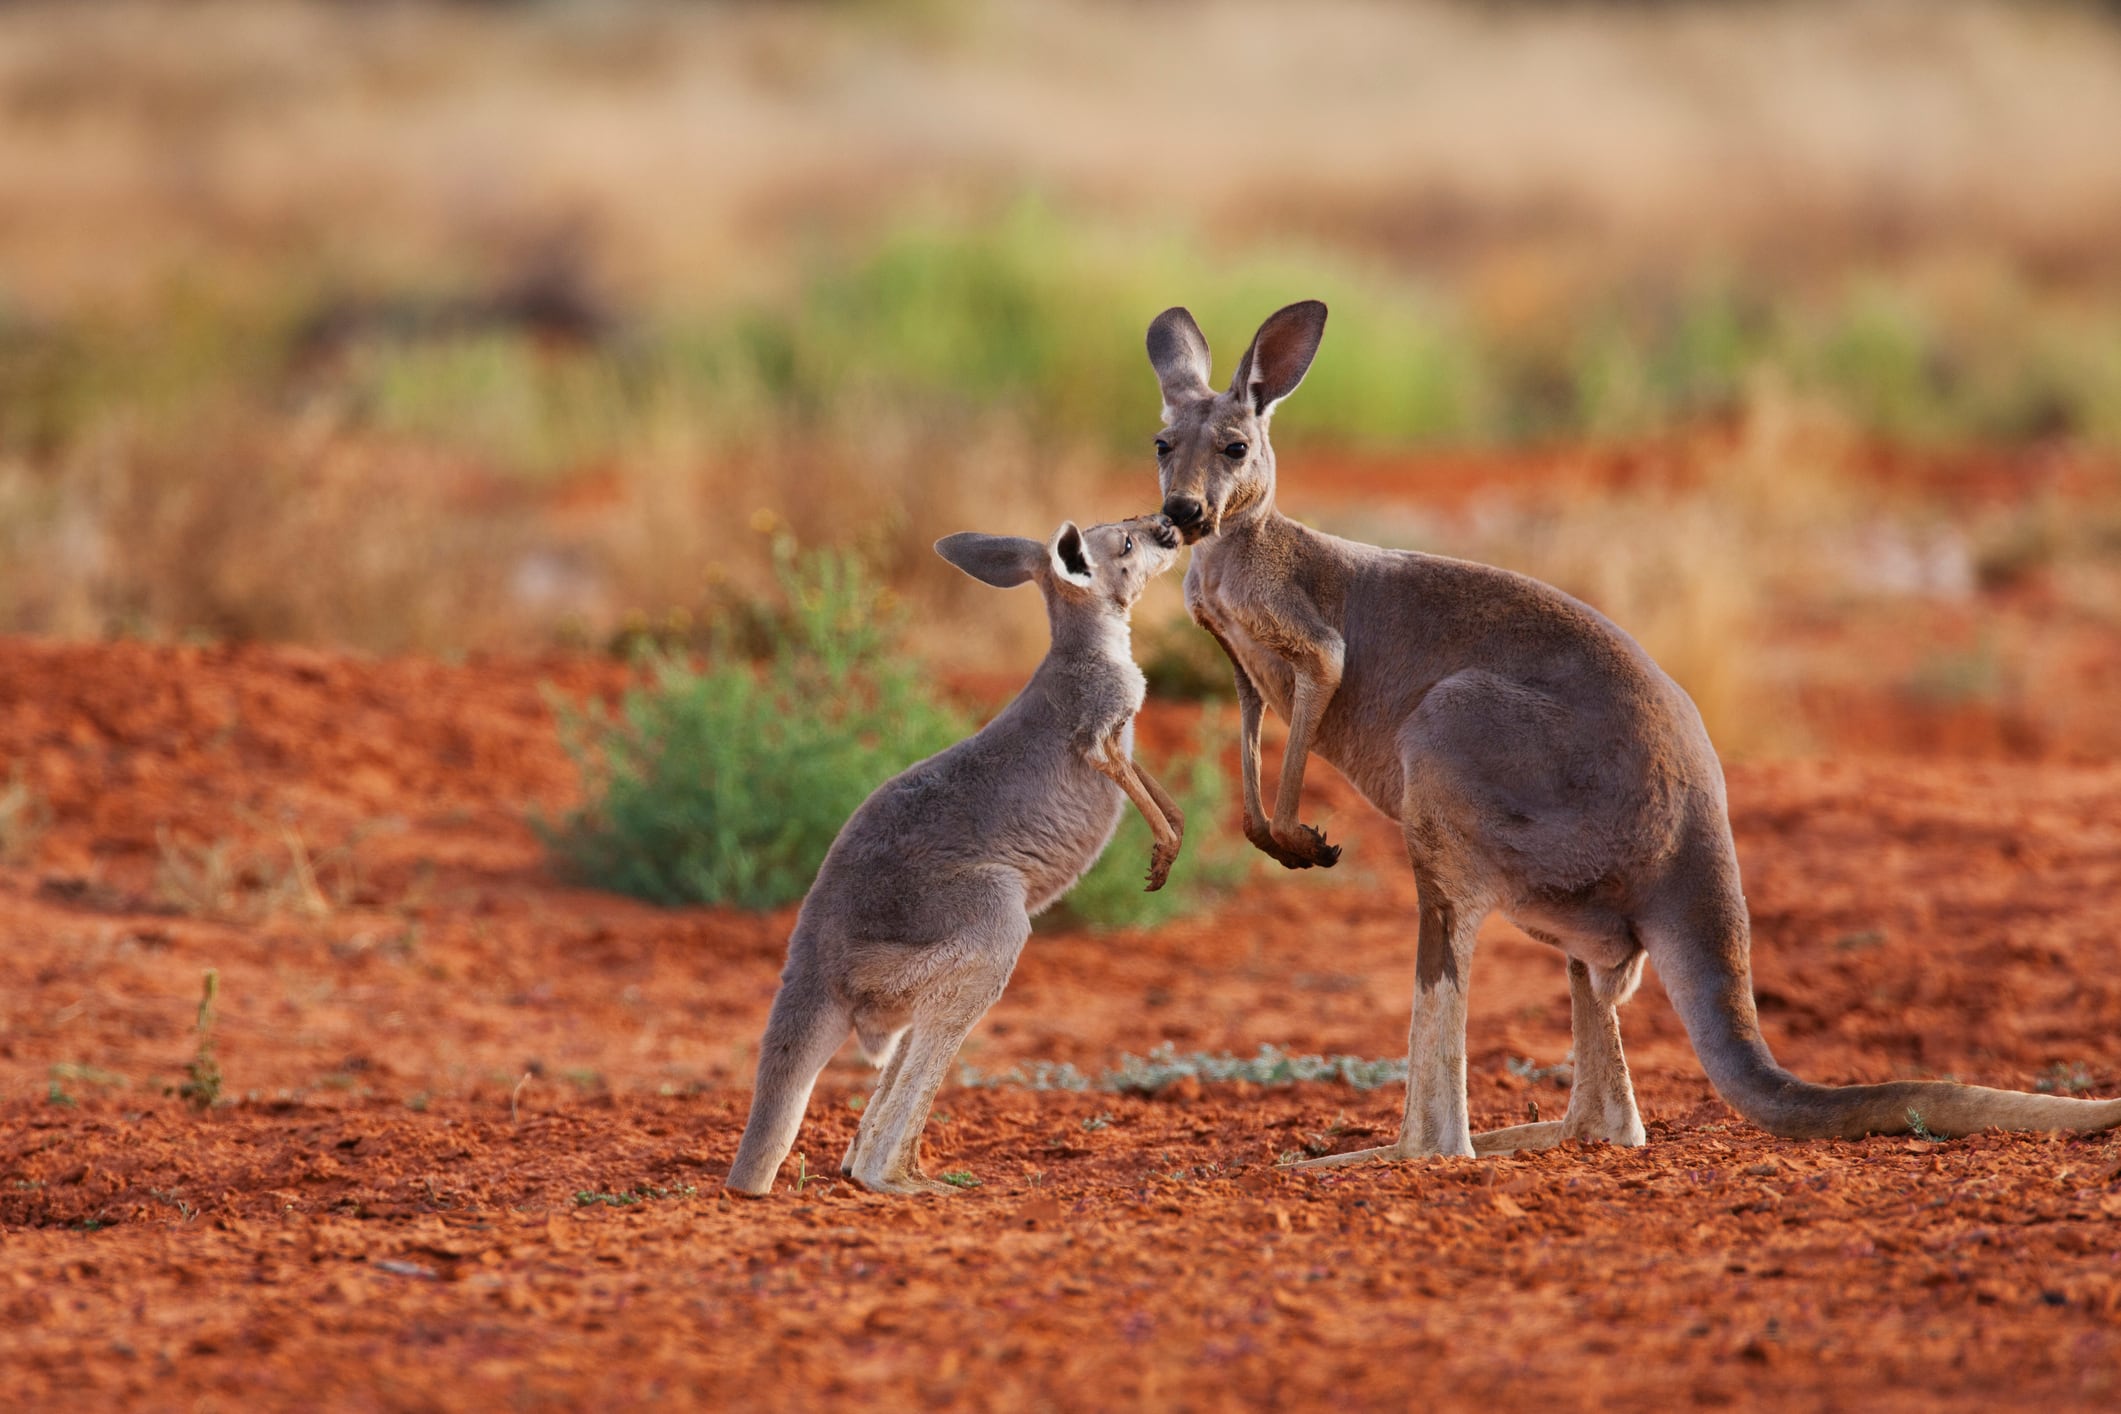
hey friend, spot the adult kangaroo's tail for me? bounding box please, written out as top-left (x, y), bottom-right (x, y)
top-left (725, 968), bottom-right (851, 1196)
top-left (1648, 837), bottom-right (2121, 1141)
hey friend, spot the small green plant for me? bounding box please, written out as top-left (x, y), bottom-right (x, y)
top-left (1907, 1108), bottom-right (1947, 1143)
top-left (2034, 1062), bottom-right (2099, 1095)
top-left (793, 1152), bottom-right (810, 1194)
top-left (939, 1171), bottom-right (981, 1189)
top-left (574, 1190), bottom-right (644, 1208)
top-left (178, 969), bottom-right (222, 1112)
top-left (1050, 709), bottom-right (1251, 930)
top-left (1105, 1043), bottom-right (1408, 1095)
top-left (573, 1184), bottom-right (697, 1208)
top-left (960, 1043), bottom-right (1411, 1095)
top-left (46, 1081), bottom-right (75, 1107)
top-left (1081, 1112), bottom-right (1114, 1131)
top-left (545, 542), bottom-right (967, 908)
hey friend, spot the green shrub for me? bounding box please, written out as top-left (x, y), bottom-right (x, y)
top-left (1050, 709), bottom-right (1251, 931)
top-left (543, 543), bottom-right (967, 908)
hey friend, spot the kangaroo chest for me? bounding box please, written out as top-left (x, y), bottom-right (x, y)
top-left (1185, 559), bottom-right (1298, 720)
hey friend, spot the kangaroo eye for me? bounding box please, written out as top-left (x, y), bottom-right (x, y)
top-left (1223, 441), bottom-right (1247, 459)
top-left (1123, 535), bottom-right (1134, 554)
top-left (1154, 439), bottom-right (1171, 457)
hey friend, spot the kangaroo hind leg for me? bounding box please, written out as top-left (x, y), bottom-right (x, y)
top-left (1474, 937), bottom-right (1648, 1155)
top-left (1559, 954), bottom-right (1648, 1145)
top-left (842, 1022), bottom-right (911, 1178)
top-left (1292, 815), bottom-right (1490, 1168)
top-left (849, 905), bottom-right (1029, 1197)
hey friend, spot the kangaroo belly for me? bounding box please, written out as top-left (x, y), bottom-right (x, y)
top-left (1014, 768), bottom-right (1126, 914)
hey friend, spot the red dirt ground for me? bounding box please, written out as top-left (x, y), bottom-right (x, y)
top-left (5, 637), bottom-right (2121, 1409)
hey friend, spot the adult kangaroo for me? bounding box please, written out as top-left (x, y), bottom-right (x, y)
top-left (1149, 298), bottom-right (2121, 1162)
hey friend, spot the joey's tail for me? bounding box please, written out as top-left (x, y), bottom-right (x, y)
top-left (1648, 841), bottom-right (2121, 1141)
top-left (725, 969), bottom-right (851, 1195)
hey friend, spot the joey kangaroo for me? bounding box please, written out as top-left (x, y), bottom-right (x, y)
top-left (1147, 299), bottom-right (2121, 1162)
top-left (725, 514), bottom-right (1185, 1196)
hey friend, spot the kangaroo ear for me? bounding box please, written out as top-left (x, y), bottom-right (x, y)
top-left (1146, 306), bottom-right (1214, 419)
top-left (1048, 521), bottom-right (1095, 588)
top-left (1230, 300), bottom-right (1327, 418)
top-left (934, 532), bottom-right (1042, 589)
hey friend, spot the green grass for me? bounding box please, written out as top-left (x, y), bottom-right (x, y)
top-left (958, 1043), bottom-right (1412, 1095)
top-left (27, 201), bottom-right (2112, 496)
top-left (573, 1185), bottom-right (697, 1208)
top-left (544, 542), bottom-right (968, 909)
top-left (1048, 709), bottom-right (1252, 931)
top-left (645, 203), bottom-right (2121, 454)
top-left (7, 206), bottom-right (2121, 510)
top-left (7, 203), bottom-right (2121, 656)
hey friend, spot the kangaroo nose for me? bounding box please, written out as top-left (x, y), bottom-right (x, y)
top-left (1163, 496), bottom-right (1205, 529)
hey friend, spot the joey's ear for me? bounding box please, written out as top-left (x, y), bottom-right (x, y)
top-left (1048, 521), bottom-right (1094, 588)
top-left (1146, 306), bottom-right (1214, 418)
top-left (934, 532), bottom-right (1042, 589)
top-left (1229, 300), bottom-right (1327, 417)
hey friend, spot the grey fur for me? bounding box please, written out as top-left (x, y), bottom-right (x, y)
top-left (1149, 300), bottom-right (2121, 1163)
top-left (725, 514), bottom-right (1185, 1196)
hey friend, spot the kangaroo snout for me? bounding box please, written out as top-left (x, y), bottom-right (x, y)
top-left (1162, 496), bottom-right (1207, 540)
top-left (1147, 513), bottom-right (1181, 550)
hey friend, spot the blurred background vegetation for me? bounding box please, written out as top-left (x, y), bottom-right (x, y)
top-left (3, 0), bottom-right (2120, 765)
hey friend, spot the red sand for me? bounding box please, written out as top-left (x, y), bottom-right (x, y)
top-left (4, 638), bottom-right (2121, 1409)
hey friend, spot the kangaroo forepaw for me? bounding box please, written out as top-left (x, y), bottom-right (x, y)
top-left (1260, 821), bottom-right (1340, 869)
top-left (1146, 840), bottom-right (1180, 892)
top-left (1245, 817), bottom-right (1314, 869)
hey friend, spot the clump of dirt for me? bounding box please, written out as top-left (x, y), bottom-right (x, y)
top-left (4, 638), bottom-right (2121, 1408)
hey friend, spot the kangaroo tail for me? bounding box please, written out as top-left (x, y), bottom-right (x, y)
top-left (725, 970), bottom-right (851, 1196)
top-left (1648, 832), bottom-right (2121, 1142)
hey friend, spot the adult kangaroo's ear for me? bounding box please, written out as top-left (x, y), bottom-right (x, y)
top-left (1146, 306), bottom-right (1214, 418)
top-left (1231, 300), bottom-right (1328, 417)
top-left (935, 532), bottom-right (1043, 589)
top-left (1048, 521), bottom-right (1095, 588)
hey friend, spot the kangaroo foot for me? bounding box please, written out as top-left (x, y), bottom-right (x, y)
top-left (1283, 1142), bottom-right (1400, 1171)
top-left (852, 1166), bottom-right (965, 1197)
top-left (1469, 1121), bottom-right (1567, 1156)
top-left (1282, 1129), bottom-right (1477, 1168)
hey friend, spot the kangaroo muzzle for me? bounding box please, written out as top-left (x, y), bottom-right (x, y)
top-left (1162, 496), bottom-right (1208, 541)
